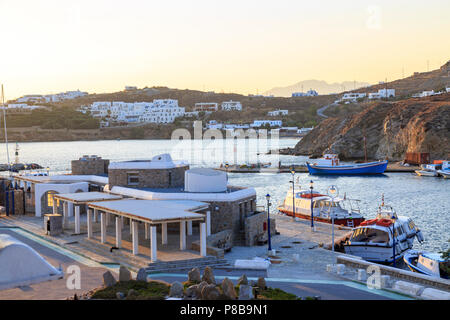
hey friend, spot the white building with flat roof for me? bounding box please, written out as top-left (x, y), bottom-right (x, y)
top-left (194, 102), bottom-right (218, 112)
top-left (341, 92), bottom-right (366, 102)
top-left (292, 90), bottom-right (318, 97)
top-left (268, 109), bottom-right (288, 116)
top-left (221, 101), bottom-right (242, 111)
top-left (251, 120), bottom-right (282, 128)
top-left (82, 99), bottom-right (185, 125)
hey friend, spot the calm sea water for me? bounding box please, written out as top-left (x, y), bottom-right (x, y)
top-left (1, 139), bottom-right (448, 253)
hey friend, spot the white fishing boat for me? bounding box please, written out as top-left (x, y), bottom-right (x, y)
top-left (344, 200), bottom-right (424, 264)
top-left (277, 187), bottom-right (365, 227)
top-left (415, 164), bottom-right (440, 177)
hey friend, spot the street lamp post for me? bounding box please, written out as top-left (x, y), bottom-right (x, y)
top-left (266, 194), bottom-right (272, 251)
top-left (310, 180), bottom-right (315, 231)
top-left (327, 185), bottom-right (339, 252)
top-left (290, 168), bottom-right (295, 221)
top-left (391, 214), bottom-right (396, 268)
top-left (46, 167), bottom-right (50, 176)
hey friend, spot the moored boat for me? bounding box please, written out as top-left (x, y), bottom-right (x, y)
top-left (415, 164), bottom-right (441, 177)
top-left (403, 250), bottom-right (449, 279)
top-left (306, 154), bottom-right (388, 175)
top-left (277, 187), bottom-right (365, 227)
top-left (436, 161), bottom-right (450, 178)
top-left (344, 201), bottom-right (424, 264)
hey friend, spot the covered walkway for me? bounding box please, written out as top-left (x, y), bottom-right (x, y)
top-left (87, 199), bottom-right (209, 262)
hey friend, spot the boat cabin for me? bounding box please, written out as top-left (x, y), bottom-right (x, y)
top-left (313, 154), bottom-right (340, 167)
top-left (417, 253), bottom-right (449, 279)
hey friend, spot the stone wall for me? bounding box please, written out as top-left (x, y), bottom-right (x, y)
top-left (108, 166), bottom-right (189, 189)
top-left (71, 157), bottom-right (109, 175)
top-left (207, 195), bottom-right (257, 245)
top-left (244, 211), bottom-right (277, 246)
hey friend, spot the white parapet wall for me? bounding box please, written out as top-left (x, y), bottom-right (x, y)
top-left (336, 255), bottom-right (450, 294)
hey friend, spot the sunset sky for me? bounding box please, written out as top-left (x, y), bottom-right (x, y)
top-left (0, 0), bottom-right (449, 99)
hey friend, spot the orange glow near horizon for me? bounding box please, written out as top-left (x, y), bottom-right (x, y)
top-left (0, 0), bottom-right (449, 99)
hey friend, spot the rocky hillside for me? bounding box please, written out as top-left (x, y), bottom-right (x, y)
top-left (349, 60), bottom-right (450, 97)
top-left (291, 94), bottom-right (450, 161)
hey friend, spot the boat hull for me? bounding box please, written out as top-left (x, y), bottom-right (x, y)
top-left (344, 244), bottom-right (408, 264)
top-left (278, 208), bottom-right (364, 227)
top-left (306, 160), bottom-right (388, 175)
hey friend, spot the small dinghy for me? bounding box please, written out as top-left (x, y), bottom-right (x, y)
top-left (403, 250), bottom-right (449, 279)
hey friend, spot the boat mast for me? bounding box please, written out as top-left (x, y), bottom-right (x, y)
top-left (1, 85), bottom-right (11, 175)
top-left (363, 128), bottom-right (368, 163)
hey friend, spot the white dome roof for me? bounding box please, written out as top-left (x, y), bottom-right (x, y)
top-left (185, 168), bottom-right (227, 193)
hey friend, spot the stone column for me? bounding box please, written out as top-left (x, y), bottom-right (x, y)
top-left (115, 216), bottom-right (122, 248)
top-left (100, 212), bottom-right (107, 243)
top-left (93, 208), bottom-right (98, 223)
top-left (132, 220), bottom-right (139, 255)
top-left (63, 201), bottom-right (68, 228)
top-left (144, 223), bottom-right (149, 240)
top-left (162, 222), bottom-right (168, 245)
top-left (87, 209), bottom-right (93, 239)
top-left (74, 205), bottom-right (81, 234)
top-left (187, 221), bottom-right (193, 236)
top-left (52, 200), bottom-right (57, 214)
top-left (180, 221), bottom-right (186, 250)
top-left (206, 211), bottom-right (211, 236)
top-left (150, 225), bottom-right (157, 262)
top-left (200, 222), bottom-right (207, 257)
top-left (68, 202), bottom-right (74, 217)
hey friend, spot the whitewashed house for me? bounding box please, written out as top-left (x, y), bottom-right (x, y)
top-left (268, 109), bottom-right (288, 116)
top-left (369, 89), bottom-right (395, 99)
top-left (292, 90), bottom-right (318, 97)
top-left (341, 92), bottom-right (366, 102)
top-left (194, 103), bottom-right (218, 112)
top-left (251, 120), bottom-right (282, 128)
top-left (221, 101), bottom-right (242, 111)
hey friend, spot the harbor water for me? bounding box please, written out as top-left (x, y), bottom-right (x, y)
top-left (1, 138), bottom-right (448, 253)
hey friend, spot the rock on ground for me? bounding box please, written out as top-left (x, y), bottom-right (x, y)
top-left (237, 274), bottom-right (248, 286)
top-left (102, 271), bottom-right (116, 287)
top-left (201, 284), bottom-right (221, 300)
top-left (221, 277), bottom-right (237, 300)
top-left (136, 268), bottom-right (147, 282)
top-left (169, 281), bottom-right (184, 298)
top-left (188, 268), bottom-right (201, 283)
top-left (119, 266), bottom-right (132, 282)
top-left (185, 285), bottom-right (202, 299)
top-left (257, 277), bottom-right (266, 290)
top-left (239, 285), bottom-right (254, 300)
top-left (202, 266), bottom-right (216, 284)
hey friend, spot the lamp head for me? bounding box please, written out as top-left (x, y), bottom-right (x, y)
top-left (266, 193), bottom-right (270, 201)
top-left (310, 180), bottom-right (314, 189)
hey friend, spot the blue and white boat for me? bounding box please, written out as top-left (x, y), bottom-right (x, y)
top-left (306, 154), bottom-right (388, 175)
top-left (344, 203), bottom-right (424, 264)
top-left (403, 250), bottom-right (449, 279)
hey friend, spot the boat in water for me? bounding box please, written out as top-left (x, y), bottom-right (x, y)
top-left (403, 250), bottom-right (449, 279)
top-left (415, 163), bottom-right (441, 177)
top-left (277, 188), bottom-right (365, 227)
top-left (344, 201), bottom-right (424, 264)
top-left (436, 161), bottom-right (450, 178)
top-left (306, 154), bottom-right (388, 175)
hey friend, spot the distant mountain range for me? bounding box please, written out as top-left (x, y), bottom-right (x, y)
top-left (264, 80), bottom-right (371, 97)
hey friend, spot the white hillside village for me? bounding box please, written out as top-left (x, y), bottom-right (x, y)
top-left (79, 99), bottom-right (186, 127)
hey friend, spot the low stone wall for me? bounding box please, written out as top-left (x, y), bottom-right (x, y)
top-left (244, 212), bottom-right (276, 247)
top-left (336, 255), bottom-right (450, 291)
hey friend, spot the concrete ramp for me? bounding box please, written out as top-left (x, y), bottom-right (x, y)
top-left (0, 234), bottom-right (63, 290)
